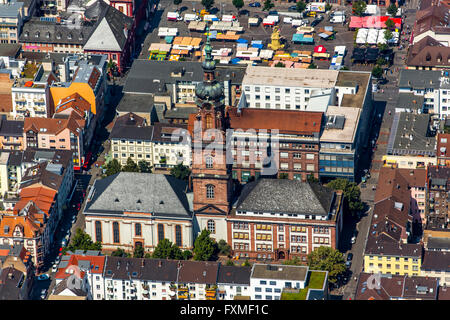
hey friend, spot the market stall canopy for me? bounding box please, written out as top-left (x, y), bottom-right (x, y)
top-left (314, 45), bottom-right (327, 53)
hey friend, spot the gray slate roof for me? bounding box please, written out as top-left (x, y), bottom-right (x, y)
top-left (387, 113), bottom-right (435, 156)
top-left (398, 69), bottom-right (441, 89)
top-left (116, 93), bottom-right (155, 114)
top-left (251, 264), bottom-right (308, 282)
top-left (109, 124), bottom-right (154, 141)
top-left (0, 1), bottom-right (23, 18)
top-left (217, 265), bottom-right (251, 285)
top-left (427, 237), bottom-right (450, 251)
top-left (84, 172), bottom-right (192, 218)
top-left (236, 179), bottom-right (334, 216)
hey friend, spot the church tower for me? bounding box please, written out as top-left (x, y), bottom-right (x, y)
top-left (191, 35), bottom-right (232, 242)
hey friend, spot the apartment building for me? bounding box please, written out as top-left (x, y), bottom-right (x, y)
top-left (54, 250), bottom-right (105, 300)
top-left (0, 150), bottom-right (26, 199)
top-left (0, 0), bottom-right (24, 44)
top-left (226, 107), bottom-right (321, 182)
top-left (437, 133), bottom-right (450, 166)
top-left (23, 116), bottom-right (84, 168)
top-left (0, 119), bottom-right (24, 150)
top-left (427, 166), bottom-right (450, 230)
top-left (216, 265), bottom-right (251, 300)
top-left (226, 179), bottom-right (344, 262)
top-left (364, 239), bottom-right (422, 276)
top-left (356, 273), bottom-right (439, 300)
top-left (384, 113), bottom-right (436, 169)
top-left (84, 173), bottom-right (194, 254)
top-left (11, 62), bottom-right (58, 119)
top-left (152, 122), bottom-right (191, 170)
top-left (421, 250), bottom-right (450, 286)
top-left (18, 157), bottom-right (74, 222)
top-left (398, 69), bottom-right (450, 119)
top-left (250, 264), bottom-right (328, 300)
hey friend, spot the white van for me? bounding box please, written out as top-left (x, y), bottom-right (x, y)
top-left (184, 13), bottom-right (200, 22)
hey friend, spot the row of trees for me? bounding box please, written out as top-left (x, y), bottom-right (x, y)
top-left (66, 230), bottom-right (347, 282)
top-left (104, 157), bottom-right (152, 176)
top-left (353, 1), bottom-right (398, 17)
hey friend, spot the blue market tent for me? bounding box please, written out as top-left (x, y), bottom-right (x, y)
top-left (164, 36), bottom-right (174, 43)
top-left (231, 58), bottom-right (241, 64)
top-left (292, 33), bottom-right (314, 44)
top-left (236, 38), bottom-right (248, 43)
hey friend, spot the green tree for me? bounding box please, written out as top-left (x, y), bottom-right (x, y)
top-left (274, 61), bottom-right (285, 68)
top-left (144, 253), bottom-right (152, 258)
top-left (352, 0), bottom-right (366, 17)
top-left (152, 239), bottom-right (183, 260)
top-left (283, 256), bottom-right (303, 265)
top-left (278, 173), bottom-right (289, 179)
top-left (327, 178), bottom-right (364, 215)
top-left (193, 229), bottom-right (217, 261)
top-left (217, 239), bottom-right (231, 256)
top-left (308, 63), bottom-right (318, 69)
top-left (226, 260), bottom-right (235, 266)
top-left (296, 0), bottom-right (306, 13)
top-left (138, 160), bottom-right (152, 173)
top-left (372, 65), bottom-right (383, 79)
top-left (111, 248), bottom-right (130, 257)
top-left (105, 158), bottom-right (122, 176)
top-left (170, 163), bottom-right (191, 181)
top-left (133, 244), bottom-right (145, 258)
top-left (182, 250), bottom-right (193, 260)
top-left (63, 228), bottom-right (101, 254)
top-left (262, 0), bottom-right (274, 11)
top-left (122, 157), bottom-right (139, 172)
top-left (232, 0), bottom-right (244, 13)
top-left (384, 29), bottom-right (393, 42)
top-left (385, 18), bottom-right (395, 30)
top-left (107, 59), bottom-right (118, 87)
top-left (378, 43), bottom-right (389, 52)
top-left (387, 3), bottom-right (398, 17)
top-left (201, 0), bottom-right (214, 10)
top-left (307, 246), bottom-right (346, 283)
top-left (307, 174), bottom-right (319, 183)
top-left (376, 57), bottom-right (387, 66)
top-left (325, 3), bottom-right (332, 11)
top-left (242, 259), bottom-right (251, 267)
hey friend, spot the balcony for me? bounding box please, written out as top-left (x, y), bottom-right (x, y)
top-left (178, 293), bottom-right (188, 300)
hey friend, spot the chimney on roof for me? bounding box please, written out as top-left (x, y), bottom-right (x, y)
top-left (7, 272), bottom-right (13, 280)
top-left (141, 259), bottom-right (145, 267)
top-left (158, 261), bottom-right (162, 268)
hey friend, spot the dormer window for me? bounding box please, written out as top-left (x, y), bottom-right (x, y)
top-left (79, 33), bottom-right (83, 40)
top-left (46, 32), bottom-right (50, 39)
top-left (56, 33), bottom-right (62, 40)
top-left (35, 31), bottom-right (40, 38)
top-left (24, 31), bottom-right (29, 37)
top-left (67, 33), bottom-right (72, 40)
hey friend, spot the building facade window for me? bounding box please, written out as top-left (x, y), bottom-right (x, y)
top-left (206, 156), bottom-right (213, 168)
top-left (113, 222), bottom-right (120, 243)
top-left (206, 185), bottom-right (215, 199)
top-left (135, 223), bottom-right (142, 236)
top-left (207, 220), bottom-right (215, 234)
top-left (95, 221), bottom-right (102, 243)
top-left (158, 224), bottom-right (164, 242)
top-left (175, 225), bottom-right (182, 247)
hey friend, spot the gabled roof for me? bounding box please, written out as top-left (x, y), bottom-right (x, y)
top-left (24, 116), bottom-right (84, 137)
top-left (83, 2), bottom-right (133, 51)
top-left (177, 260), bottom-right (219, 285)
top-left (0, 119), bottom-right (24, 137)
top-left (55, 254), bottom-right (105, 280)
top-left (84, 173), bottom-right (192, 218)
top-left (53, 277), bottom-right (88, 297)
top-left (0, 212), bottom-right (43, 239)
top-left (236, 179), bottom-right (334, 216)
top-left (55, 92), bottom-right (92, 117)
top-left (407, 36), bottom-right (450, 67)
top-left (20, 161), bottom-right (64, 192)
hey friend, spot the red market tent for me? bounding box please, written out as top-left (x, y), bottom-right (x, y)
top-left (314, 45), bottom-right (327, 53)
top-left (349, 16), bottom-right (402, 29)
top-left (349, 16), bottom-right (364, 28)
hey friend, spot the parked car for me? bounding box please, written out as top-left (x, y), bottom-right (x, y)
top-left (40, 289), bottom-right (47, 299)
top-left (52, 264), bottom-right (58, 273)
top-left (311, 18), bottom-right (321, 27)
top-left (249, 2), bottom-right (261, 7)
top-left (288, 5), bottom-right (297, 11)
top-left (351, 235), bottom-right (356, 244)
top-left (346, 253), bottom-right (353, 268)
top-left (61, 239), bottom-right (68, 247)
top-left (37, 274), bottom-right (49, 281)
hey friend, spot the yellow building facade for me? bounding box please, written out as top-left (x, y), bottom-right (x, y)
top-left (382, 155), bottom-right (436, 169)
top-left (364, 254), bottom-right (421, 276)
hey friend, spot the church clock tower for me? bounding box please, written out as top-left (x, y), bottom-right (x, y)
top-left (191, 35), bottom-right (232, 242)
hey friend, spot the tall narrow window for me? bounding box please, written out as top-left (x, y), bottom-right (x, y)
top-left (113, 222), bottom-right (120, 243)
top-left (135, 223), bottom-right (142, 236)
top-left (95, 221), bottom-right (102, 243)
top-left (207, 220), bottom-right (215, 234)
top-left (206, 185), bottom-right (215, 199)
top-left (206, 156), bottom-right (213, 168)
top-left (158, 224), bottom-right (164, 242)
top-left (205, 114), bottom-right (213, 129)
top-left (175, 225), bottom-right (182, 247)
